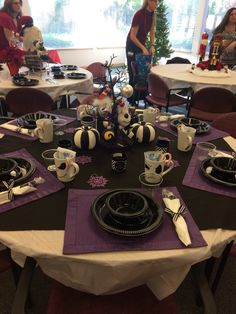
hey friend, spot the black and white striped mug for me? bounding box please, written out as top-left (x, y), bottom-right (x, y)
top-left (111, 153), bottom-right (127, 173)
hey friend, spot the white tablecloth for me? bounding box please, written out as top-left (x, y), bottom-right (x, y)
top-left (0, 66), bottom-right (93, 102)
top-left (151, 64), bottom-right (236, 93)
top-left (0, 229), bottom-right (235, 300)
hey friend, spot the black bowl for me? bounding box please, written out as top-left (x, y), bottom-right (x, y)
top-left (17, 112), bottom-right (59, 129)
top-left (51, 66), bottom-right (61, 72)
top-left (179, 117), bottom-right (201, 129)
top-left (105, 190), bottom-right (148, 224)
top-left (53, 72), bottom-right (65, 79)
top-left (210, 157), bottom-right (236, 173)
top-left (0, 158), bottom-right (17, 180)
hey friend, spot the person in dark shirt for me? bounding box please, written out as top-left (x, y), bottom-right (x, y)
top-left (126, 0), bottom-right (157, 85)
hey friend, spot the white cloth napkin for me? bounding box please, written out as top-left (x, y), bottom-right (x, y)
top-left (208, 150), bottom-right (233, 158)
top-left (163, 197), bottom-right (191, 246)
top-left (0, 186), bottom-right (37, 205)
top-left (0, 122), bottom-right (34, 137)
top-left (0, 133), bottom-right (5, 139)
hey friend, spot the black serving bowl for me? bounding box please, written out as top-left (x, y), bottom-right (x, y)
top-left (179, 117), bottom-right (201, 129)
top-left (51, 66), bottom-right (61, 72)
top-left (105, 190), bottom-right (148, 225)
top-left (53, 71), bottom-right (65, 79)
top-left (0, 158), bottom-right (17, 180)
top-left (210, 157), bottom-right (236, 176)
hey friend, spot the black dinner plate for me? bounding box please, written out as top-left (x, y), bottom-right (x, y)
top-left (91, 189), bottom-right (163, 236)
top-left (12, 78), bottom-right (39, 87)
top-left (200, 158), bottom-right (236, 187)
top-left (0, 157), bottom-right (35, 190)
top-left (67, 72), bottom-right (86, 79)
top-left (170, 118), bottom-right (211, 134)
top-left (17, 112), bottom-right (59, 129)
top-left (61, 65), bottom-right (78, 71)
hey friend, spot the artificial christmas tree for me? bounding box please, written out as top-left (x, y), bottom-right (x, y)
top-left (147, 0), bottom-right (174, 63)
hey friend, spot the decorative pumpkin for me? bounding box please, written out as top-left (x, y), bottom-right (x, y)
top-left (74, 126), bottom-right (100, 150)
top-left (131, 122), bottom-right (156, 144)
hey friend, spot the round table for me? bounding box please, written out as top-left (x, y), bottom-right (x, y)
top-left (0, 112), bottom-right (236, 300)
top-left (0, 66), bottom-right (93, 102)
top-left (151, 64), bottom-right (236, 93)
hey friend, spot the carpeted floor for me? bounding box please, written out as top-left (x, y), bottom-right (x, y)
top-left (0, 256), bottom-right (236, 314)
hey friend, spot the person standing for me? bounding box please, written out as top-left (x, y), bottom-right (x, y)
top-left (0, 0), bottom-right (26, 51)
top-left (212, 7), bottom-right (236, 67)
top-left (126, 0), bottom-right (157, 85)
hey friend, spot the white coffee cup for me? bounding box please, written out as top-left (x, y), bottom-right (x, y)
top-left (53, 151), bottom-right (79, 182)
top-left (34, 118), bottom-right (53, 143)
top-left (144, 151), bottom-right (174, 183)
top-left (138, 108), bottom-right (159, 124)
top-left (177, 124), bottom-right (196, 152)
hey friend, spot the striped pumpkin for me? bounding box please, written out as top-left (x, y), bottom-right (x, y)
top-left (74, 126), bottom-right (100, 150)
top-left (131, 122), bottom-right (156, 144)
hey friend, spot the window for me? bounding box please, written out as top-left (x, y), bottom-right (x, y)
top-left (28, 0), bottom-right (141, 49)
top-left (165, 0), bottom-right (200, 52)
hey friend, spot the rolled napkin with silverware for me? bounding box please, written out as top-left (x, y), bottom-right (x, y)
top-left (162, 189), bottom-right (191, 246)
top-left (0, 121), bottom-right (34, 137)
top-left (0, 177), bottom-right (45, 205)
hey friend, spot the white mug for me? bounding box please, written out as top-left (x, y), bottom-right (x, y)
top-left (138, 108), bottom-right (159, 124)
top-left (177, 124), bottom-right (196, 152)
top-left (144, 151), bottom-right (174, 183)
top-left (34, 118), bottom-right (53, 143)
top-left (53, 151), bottom-right (79, 182)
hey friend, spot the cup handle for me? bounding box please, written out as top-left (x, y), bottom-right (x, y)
top-left (138, 114), bottom-right (143, 122)
top-left (162, 160), bottom-right (174, 176)
top-left (185, 136), bottom-right (193, 151)
top-left (68, 162), bottom-right (80, 178)
top-left (163, 153), bottom-right (172, 162)
top-left (34, 127), bottom-right (43, 138)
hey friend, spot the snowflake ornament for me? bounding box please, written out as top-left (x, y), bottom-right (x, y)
top-left (76, 155), bottom-right (92, 165)
top-left (87, 174), bottom-right (108, 188)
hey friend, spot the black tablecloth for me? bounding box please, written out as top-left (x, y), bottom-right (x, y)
top-left (0, 111), bottom-right (236, 231)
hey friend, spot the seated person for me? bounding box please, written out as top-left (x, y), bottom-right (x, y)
top-left (212, 7), bottom-right (236, 68)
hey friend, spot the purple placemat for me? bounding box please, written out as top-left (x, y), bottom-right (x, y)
top-left (63, 187), bottom-right (206, 254)
top-left (156, 123), bottom-right (228, 144)
top-left (0, 111), bottom-right (76, 141)
top-left (183, 147), bottom-right (236, 198)
top-left (0, 148), bottom-right (64, 214)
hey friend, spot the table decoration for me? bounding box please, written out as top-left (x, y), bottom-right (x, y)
top-left (63, 187), bottom-right (206, 254)
top-left (0, 148), bottom-right (64, 214)
top-left (183, 146), bottom-right (236, 197)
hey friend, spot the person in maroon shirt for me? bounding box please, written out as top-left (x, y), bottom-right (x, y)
top-left (0, 0), bottom-right (25, 51)
top-left (126, 0), bottom-right (157, 85)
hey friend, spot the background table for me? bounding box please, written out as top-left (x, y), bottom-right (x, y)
top-left (151, 64), bottom-right (236, 93)
top-left (0, 66), bottom-right (93, 103)
top-left (0, 113), bottom-right (236, 300)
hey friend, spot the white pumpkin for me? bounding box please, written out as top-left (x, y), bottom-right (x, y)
top-left (74, 126), bottom-right (100, 150)
top-left (131, 122), bottom-right (156, 144)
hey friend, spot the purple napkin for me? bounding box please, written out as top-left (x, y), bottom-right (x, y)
top-left (0, 148), bottom-right (64, 214)
top-left (37, 111), bottom-right (76, 125)
top-left (183, 147), bottom-right (236, 198)
top-left (156, 123), bottom-right (228, 144)
top-left (63, 187), bottom-right (206, 254)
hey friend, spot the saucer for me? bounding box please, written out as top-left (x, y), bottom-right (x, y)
top-left (12, 78), bottom-right (39, 86)
top-left (17, 112), bottom-right (59, 129)
top-left (67, 72), bottom-right (86, 79)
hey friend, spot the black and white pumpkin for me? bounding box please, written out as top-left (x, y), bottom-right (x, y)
top-left (131, 122), bottom-right (156, 144)
top-left (74, 126), bottom-right (100, 150)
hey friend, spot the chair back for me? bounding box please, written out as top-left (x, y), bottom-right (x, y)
top-left (166, 57), bottom-right (191, 64)
top-left (147, 73), bottom-right (169, 99)
top-left (6, 88), bottom-right (55, 116)
top-left (211, 112), bottom-right (236, 138)
top-left (86, 62), bottom-right (106, 85)
top-left (191, 87), bottom-right (236, 113)
top-left (48, 50), bottom-right (62, 64)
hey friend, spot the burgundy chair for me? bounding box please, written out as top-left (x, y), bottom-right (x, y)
top-left (131, 61), bottom-right (148, 107)
top-left (211, 112), bottom-right (236, 138)
top-left (166, 57), bottom-right (191, 64)
top-left (0, 248), bottom-right (11, 273)
top-left (146, 73), bottom-right (191, 112)
top-left (188, 87), bottom-right (236, 122)
top-left (47, 50), bottom-right (62, 64)
top-left (5, 88), bottom-right (56, 117)
top-left (86, 62), bottom-right (107, 86)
